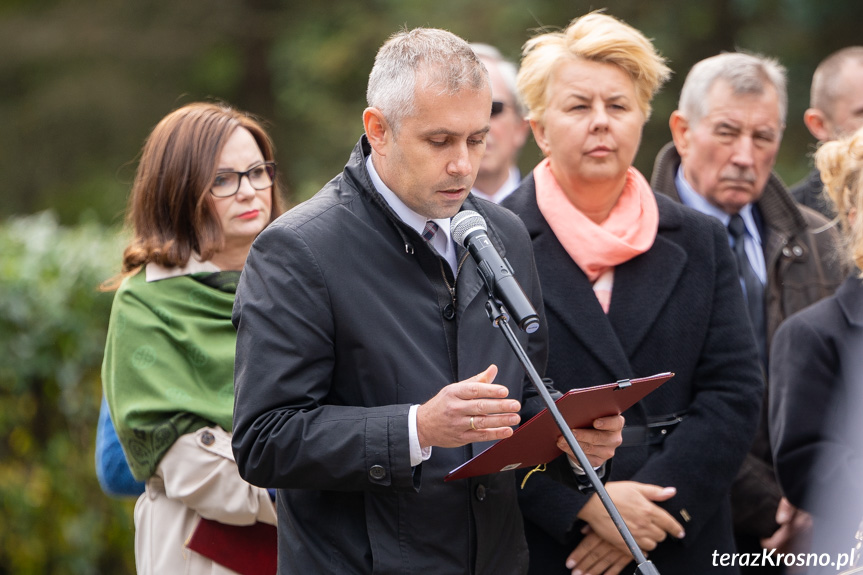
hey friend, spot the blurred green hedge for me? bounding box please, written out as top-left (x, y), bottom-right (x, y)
top-left (0, 212), bottom-right (135, 575)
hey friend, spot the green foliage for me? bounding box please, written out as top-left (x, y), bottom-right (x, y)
top-left (1, 2), bottom-right (863, 569)
top-left (2, 0), bottom-right (863, 222)
top-left (0, 212), bottom-right (135, 575)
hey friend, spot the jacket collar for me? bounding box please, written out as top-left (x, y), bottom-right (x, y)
top-left (510, 173), bottom-right (686, 378)
top-left (608, 196), bottom-right (687, 360)
top-left (345, 136), bottom-right (506, 247)
top-left (837, 275), bottom-right (863, 328)
top-left (342, 136), bottom-right (504, 311)
top-left (651, 141), bottom-right (809, 238)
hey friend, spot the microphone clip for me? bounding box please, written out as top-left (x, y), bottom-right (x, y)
top-left (485, 297), bottom-right (510, 329)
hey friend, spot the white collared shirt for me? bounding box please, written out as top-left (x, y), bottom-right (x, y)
top-left (471, 166), bottom-right (521, 204)
top-left (366, 155), bottom-right (458, 274)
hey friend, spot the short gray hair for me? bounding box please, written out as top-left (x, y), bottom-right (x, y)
top-left (469, 43), bottom-right (527, 117)
top-left (367, 28), bottom-right (489, 134)
top-left (678, 52), bottom-right (788, 126)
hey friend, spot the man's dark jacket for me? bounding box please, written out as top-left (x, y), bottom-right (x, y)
top-left (790, 168), bottom-right (836, 220)
top-left (231, 137), bottom-right (572, 574)
top-left (651, 142), bottom-right (845, 539)
top-left (503, 174), bottom-right (763, 574)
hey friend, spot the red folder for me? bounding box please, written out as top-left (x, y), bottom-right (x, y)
top-left (445, 372), bottom-right (674, 481)
top-left (185, 518), bottom-right (277, 575)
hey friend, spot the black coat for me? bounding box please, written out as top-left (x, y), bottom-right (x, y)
top-left (790, 168), bottom-right (836, 220)
top-left (231, 137), bottom-right (573, 574)
top-left (502, 175), bottom-right (764, 574)
top-left (770, 275), bottom-right (863, 570)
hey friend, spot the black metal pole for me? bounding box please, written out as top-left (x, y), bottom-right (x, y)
top-left (485, 297), bottom-right (660, 575)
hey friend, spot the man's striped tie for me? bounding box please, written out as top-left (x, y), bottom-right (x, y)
top-left (422, 220), bottom-right (439, 242)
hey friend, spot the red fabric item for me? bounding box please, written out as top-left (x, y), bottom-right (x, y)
top-left (186, 518), bottom-right (277, 575)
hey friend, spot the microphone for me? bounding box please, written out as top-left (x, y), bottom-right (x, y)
top-left (451, 210), bottom-right (540, 333)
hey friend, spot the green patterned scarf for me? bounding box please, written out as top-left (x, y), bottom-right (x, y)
top-left (102, 269), bottom-right (240, 481)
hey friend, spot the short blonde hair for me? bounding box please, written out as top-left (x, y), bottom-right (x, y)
top-left (816, 125), bottom-right (863, 274)
top-left (518, 12), bottom-right (670, 122)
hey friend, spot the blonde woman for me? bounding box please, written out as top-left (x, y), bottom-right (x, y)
top-left (503, 12), bottom-right (763, 574)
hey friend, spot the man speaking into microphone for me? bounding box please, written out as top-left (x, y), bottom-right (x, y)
top-left (231, 27), bottom-right (623, 575)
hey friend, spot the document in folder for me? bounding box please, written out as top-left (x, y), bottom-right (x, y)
top-left (445, 372), bottom-right (674, 481)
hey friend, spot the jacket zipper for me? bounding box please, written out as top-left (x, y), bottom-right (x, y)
top-left (440, 251), bottom-right (471, 305)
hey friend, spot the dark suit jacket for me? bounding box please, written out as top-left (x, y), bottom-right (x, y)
top-left (770, 275), bottom-right (863, 570)
top-left (231, 137), bottom-right (574, 575)
top-left (503, 175), bottom-right (763, 574)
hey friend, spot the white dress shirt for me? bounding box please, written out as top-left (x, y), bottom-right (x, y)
top-left (471, 166), bottom-right (521, 204)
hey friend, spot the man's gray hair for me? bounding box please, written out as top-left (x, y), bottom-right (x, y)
top-left (367, 28), bottom-right (489, 134)
top-left (678, 52), bottom-right (788, 126)
top-left (469, 43), bottom-right (527, 118)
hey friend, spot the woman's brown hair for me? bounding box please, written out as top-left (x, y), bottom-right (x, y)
top-left (104, 102), bottom-right (285, 290)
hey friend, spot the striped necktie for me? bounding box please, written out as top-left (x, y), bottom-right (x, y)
top-left (422, 220), bottom-right (439, 242)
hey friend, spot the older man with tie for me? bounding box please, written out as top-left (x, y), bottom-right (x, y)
top-left (651, 51), bottom-right (845, 574)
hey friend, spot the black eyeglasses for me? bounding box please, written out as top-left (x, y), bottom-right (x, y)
top-left (491, 101), bottom-right (505, 116)
top-left (210, 162), bottom-right (277, 198)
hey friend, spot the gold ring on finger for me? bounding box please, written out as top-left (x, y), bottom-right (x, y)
top-left (470, 416), bottom-right (477, 431)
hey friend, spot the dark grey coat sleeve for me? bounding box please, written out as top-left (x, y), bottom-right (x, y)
top-left (231, 221), bottom-right (416, 492)
top-left (770, 307), bottom-right (838, 509)
top-left (768, 292), bottom-right (863, 511)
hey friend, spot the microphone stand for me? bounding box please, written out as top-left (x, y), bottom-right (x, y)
top-left (484, 295), bottom-right (660, 575)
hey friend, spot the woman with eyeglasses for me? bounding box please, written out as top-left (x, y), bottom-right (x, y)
top-left (101, 102), bottom-right (284, 574)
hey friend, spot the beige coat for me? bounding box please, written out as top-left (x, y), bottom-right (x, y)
top-left (134, 426), bottom-right (277, 575)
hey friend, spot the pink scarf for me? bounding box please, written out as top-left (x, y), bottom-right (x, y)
top-left (534, 158), bottom-right (658, 311)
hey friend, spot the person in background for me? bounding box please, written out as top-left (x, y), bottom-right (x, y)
top-left (230, 27), bottom-right (623, 575)
top-left (469, 42), bottom-right (530, 203)
top-left (770, 125), bottom-right (863, 575)
top-left (790, 46), bottom-right (863, 219)
top-left (503, 12), bottom-right (763, 574)
top-left (101, 102), bottom-right (283, 574)
top-left (651, 51), bottom-right (845, 574)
